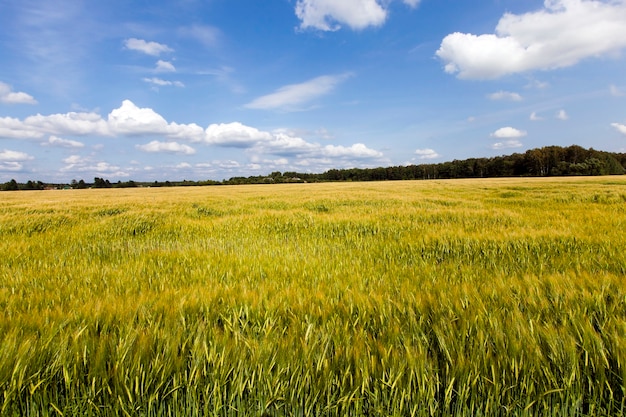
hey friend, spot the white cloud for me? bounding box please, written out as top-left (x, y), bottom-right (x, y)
top-left (124, 38), bottom-right (173, 56)
top-left (205, 122), bottom-right (273, 147)
top-left (295, 0), bottom-right (387, 31)
top-left (155, 60), bottom-right (176, 73)
top-left (0, 100), bottom-right (207, 143)
top-left (107, 100), bottom-right (168, 135)
top-left (61, 154), bottom-right (129, 177)
top-left (0, 117), bottom-right (45, 139)
top-left (204, 121), bottom-right (382, 161)
top-left (414, 148), bottom-right (440, 159)
top-left (0, 82), bottom-right (37, 105)
top-left (63, 155), bottom-right (83, 165)
top-left (23, 112), bottom-right (110, 136)
top-left (530, 111), bottom-right (544, 121)
top-left (0, 162), bottom-right (24, 172)
top-left (488, 91), bottom-right (523, 101)
top-left (255, 132), bottom-right (318, 155)
top-left (245, 74), bottom-right (351, 110)
top-left (321, 143), bottom-right (382, 158)
top-left (43, 135), bottom-right (85, 148)
top-left (492, 140), bottom-right (523, 150)
top-left (0, 149), bottom-right (33, 161)
top-left (611, 122), bottom-right (626, 135)
top-left (491, 127), bottom-right (527, 138)
top-left (437, 0), bottom-right (626, 79)
top-left (295, 0), bottom-right (421, 31)
top-left (556, 109), bottom-right (569, 120)
top-left (0, 100), bottom-right (385, 176)
top-left (0, 149), bottom-right (32, 172)
top-left (610, 85), bottom-right (624, 97)
top-left (107, 100), bottom-right (203, 142)
top-left (137, 141), bottom-right (196, 155)
top-left (143, 78), bottom-right (184, 87)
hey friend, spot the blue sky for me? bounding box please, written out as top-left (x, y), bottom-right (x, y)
top-left (1, 0), bottom-right (626, 182)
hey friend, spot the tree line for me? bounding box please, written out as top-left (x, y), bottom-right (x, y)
top-left (2, 145), bottom-right (625, 191)
top-left (224, 145), bottom-right (626, 184)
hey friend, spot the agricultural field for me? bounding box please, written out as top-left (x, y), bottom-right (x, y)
top-left (0, 177), bottom-right (625, 416)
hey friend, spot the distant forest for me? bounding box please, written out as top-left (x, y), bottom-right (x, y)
top-left (2, 145), bottom-right (625, 191)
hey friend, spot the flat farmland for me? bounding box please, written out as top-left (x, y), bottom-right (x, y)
top-left (0, 177), bottom-right (625, 416)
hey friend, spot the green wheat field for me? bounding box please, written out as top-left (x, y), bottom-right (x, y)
top-left (1, 177), bottom-right (625, 416)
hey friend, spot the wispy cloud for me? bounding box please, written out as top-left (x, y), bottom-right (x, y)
top-left (124, 38), bottom-right (173, 56)
top-left (155, 60), bottom-right (176, 73)
top-left (491, 140), bottom-right (523, 150)
top-left (42, 135), bottom-right (85, 148)
top-left (610, 85), bottom-right (624, 97)
top-left (179, 24), bottom-right (221, 48)
top-left (488, 91), bottom-right (522, 102)
top-left (556, 109), bottom-right (569, 121)
top-left (245, 73), bottom-right (352, 111)
top-left (143, 78), bottom-right (184, 88)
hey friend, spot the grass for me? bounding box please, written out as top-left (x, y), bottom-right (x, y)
top-left (0, 177), bottom-right (625, 416)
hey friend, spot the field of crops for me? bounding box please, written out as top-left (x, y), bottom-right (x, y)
top-left (0, 177), bottom-right (625, 416)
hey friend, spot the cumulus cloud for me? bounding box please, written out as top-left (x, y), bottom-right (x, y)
top-left (0, 82), bottom-right (37, 105)
top-left (254, 132), bottom-right (318, 155)
top-left (437, 0), bottom-right (626, 79)
top-left (492, 140), bottom-right (523, 150)
top-left (124, 38), bottom-right (173, 56)
top-left (530, 112), bottom-right (543, 121)
top-left (295, 0), bottom-right (386, 30)
top-left (556, 109), bottom-right (569, 120)
top-left (61, 154), bottom-right (129, 177)
top-left (414, 148), bottom-right (440, 159)
top-left (107, 100), bottom-right (169, 135)
top-left (245, 74), bottom-right (351, 110)
top-left (0, 100), bottom-right (384, 176)
top-left (23, 112), bottom-right (109, 137)
top-left (0, 149), bottom-right (33, 172)
top-left (611, 122), bottom-right (626, 135)
top-left (43, 135), bottom-right (85, 148)
top-left (488, 91), bottom-right (523, 101)
top-left (0, 100), bottom-right (207, 143)
top-left (0, 149), bottom-right (33, 161)
top-left (295, 0), bottom-right (419, 31)
top-left (491, 127), bottom-right (527, 138)
top-left (204, 122), bottom-right (382, 161)
top-left (107, 100), bottom-right (204, 141)
top-left (137, 140), bottom-right (196, 155)
top-left (205, 122), bottom-right (273, 147)
top-left (0, 117), bottom-right (45, 139)
top-left (321, 143), bottom-right (382, 158)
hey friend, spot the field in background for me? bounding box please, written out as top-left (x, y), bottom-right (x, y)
top-left (0, 177), bottom-right (625, 416)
